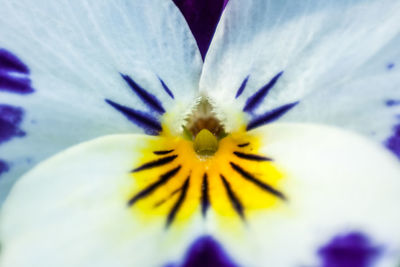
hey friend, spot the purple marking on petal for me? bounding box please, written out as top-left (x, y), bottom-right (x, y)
top-left (0, 72), bottom-right (33, 94)
top-left (387, 62), bottom-right (395, 70)
top-left (177, 236), bottom-right (238, 267)
top-left (0, 49), bottom-right (34, 94)
top-left (120, 73), bottom-right (165, 114)
top-left (247, 101), bottom-right (299, 131)
top-left (318, 232), bottom-right (381, 267)
top-left (386, 123), bottom-right (400, 159)
top-left (0, 104), bottom-right (26, 144)
top-left (173, 0), bottom-right (229, 60)
top-left (105, 99), bottom-right (162, 135)
top-left (159, 78), bottom-right (175, 99)
top-left (385, 99), bottom-right (400, 106)
top-left (243, 71), bottom-right (284, 113)
top-left (0, 49), bottom-right (29, 73)
top-left (0, 160), bottom-right (10, 177)
top-left (235, 76), bottom-right (249, 99)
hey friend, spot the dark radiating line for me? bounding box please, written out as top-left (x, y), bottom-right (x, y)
top-left (128, 166), bottom-right (181, 206)
top-left (131, 155), bottom-right (178, 172)
top-left (105, 99), bottom-right (162, 135)
top-left (237, 142), bottom-right (250, 147)
top-left (201, 173), bottom-right (210, 217)
top-left (235, 76), bottom-right (249, 98)
top-left (230, 162), bottom-right (286, 200)
top-left (243, 71), bottom-right (284, 113)
top-left (153, 187), bottom-right (182, 208)
top-left (220, 175), bottom-right (245, 220)
top-left (120, 73), bottom-right (165, 114)
top-left (166, 177), bottom-right (190, 227)
top-left (0, 72), bottom-right (33, 94)
top-left (233, 151), bottom-right (272, 161)
top-left (0, 49), bottom-right (29, 73)
top-left (158, 77), bottom-right (174, 99)
top-left (247, 101), bottom-right (299, 131)
top-left (153, 149), bottom-right (174, 155)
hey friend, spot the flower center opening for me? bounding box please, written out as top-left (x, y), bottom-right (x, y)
top-left (184, 98), bottom-right (225, 156)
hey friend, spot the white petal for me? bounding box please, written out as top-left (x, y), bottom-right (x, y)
top-left (0, 0), bottom-right (202, 202)
top-left (200, 0), bottom-right (400, 141)
top-left (208, 123), bottom-right (400, 266)
top-left (0, 135), bottom-right (204, 267)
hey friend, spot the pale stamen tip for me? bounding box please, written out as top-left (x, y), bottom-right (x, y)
top-left (194, 129), bottom-right (218, 156)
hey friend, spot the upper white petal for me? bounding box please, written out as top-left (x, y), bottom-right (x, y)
top-left (200, 0), bottom-right (400, 139)
top-left (0, 0), bottom-right (202, 203)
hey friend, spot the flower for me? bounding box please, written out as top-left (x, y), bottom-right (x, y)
top-left (1, 0), bottom-right (400, 266)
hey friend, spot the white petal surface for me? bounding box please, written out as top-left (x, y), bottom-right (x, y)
top-left (201, 0), bottom-right (400, 141)
top-left (208, 123), bottom-right (400, 267)
top-left (0, 134), bottom-right (204, 267)
top-left (0, 0), bottom-right (202, 203)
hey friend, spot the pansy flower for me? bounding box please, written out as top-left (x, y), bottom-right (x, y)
top-left (1, 0), bottom-right (400, 266)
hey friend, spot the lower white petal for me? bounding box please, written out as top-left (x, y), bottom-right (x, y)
top-left (209, 123), bottom-right (400, 267)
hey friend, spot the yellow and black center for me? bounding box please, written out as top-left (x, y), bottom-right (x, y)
top-left (126, 124), bottom-right (286, 228)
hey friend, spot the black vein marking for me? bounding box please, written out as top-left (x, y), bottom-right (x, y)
top-left (153, 187), bottom-right (182, 208)
top-left (220, 175), bottom-right (245, 220)
top-left (131, 155), bottom-right (177, 172)
top-left (120, 73), bottom-right (165, 114)
top-left (153, 149), bottom-right (174, 155)
top-left (237, 142), bottom-right (250, 148)
top-left (243, 71), bottom-right (283, 113)
top-left (233, 151), bottom-right (272, 161)
top-left (230, 162), bottom-right (286, 200)
top-left (235, 75), bottom-right (250, 98)
top-left (201, 173), bottom-right (210, 217)
top-left (128, 166), bottom-right (181, 206)
top-left (247, 101), bottom-right (299, 131)
top-left (105, 99), bottom-right (162, 135)
top-left (166, 177), bottom-right (190, 227)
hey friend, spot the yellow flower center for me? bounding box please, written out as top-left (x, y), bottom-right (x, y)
top-left (126, 128), bottom-right (286, 228)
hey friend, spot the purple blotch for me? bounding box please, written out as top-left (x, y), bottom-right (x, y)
top-left (120, 73), bottom-right (165, 114)
top-left (173, 236), bottom-right (239, 267)
top-left (235, 76), bottom-right (249, 99)
top-left (243, 71), bottom-right (284, 113)
top-left (173, 0), bottom-right (229, 60)
top-left (0, 104), bottom-right (26, 144)
top-left (318, 232), bottom-right (381, 267)
top-left (386, 123), bottom-right (400, 159)
top-left (385, 99), bottom-right (400, 107)
top-left (105, 99), bottom-right (162, 135)
top-left (159, 78), bottom-right (175, 99)
top-left (247, 101), bottom-right (298, 131)
top-left (387, 62), bottom-right (395, 70)
top-left (0, 49), bottom-right (34, 94)
top-left (0, 49), bottom-right (29, 73)
top-left (0, 160), bottom-right (10, 176)
top-left (0, 72), bottom-right (33, 94)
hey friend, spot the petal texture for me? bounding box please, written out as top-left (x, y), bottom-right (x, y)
top-left (1, 124), bottom-right (400, 267)
top-left (200, 0), bottom-right (400, 148)
top-left (0, 0), bottom-right (202, 202)
top-left (207, 123), bottom-right (400, 266)
top-left (0, 135), bottom-right (204, 267)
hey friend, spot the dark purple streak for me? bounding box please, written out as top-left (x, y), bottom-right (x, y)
top-left (0, 105), bottom-right (26, 144)
top-left (386, 123), bottom-right (400, 159)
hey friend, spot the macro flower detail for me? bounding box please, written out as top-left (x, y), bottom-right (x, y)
top-left (1, 0), bottom-right (400, 267)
